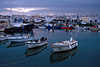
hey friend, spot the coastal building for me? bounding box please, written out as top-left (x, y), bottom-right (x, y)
top-left (80, 16), bottom-right (90, 23)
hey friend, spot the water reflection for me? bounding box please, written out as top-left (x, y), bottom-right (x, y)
top-left (50, 48), bottom-right (78, 64)
top-left (25, 44), bottom-right (48, 57)
top-left (0, 40), bottom-right (11, 47)
top-left (7, 41), bottom-right (25, 48)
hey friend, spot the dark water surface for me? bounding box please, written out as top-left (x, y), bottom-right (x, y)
top-left (0, 31), bottom-right (100, 67)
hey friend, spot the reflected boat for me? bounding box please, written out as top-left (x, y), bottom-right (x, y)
top-left (50, 47), bottom-right (78, 64)
top-left (7, 41), bottom-right (25, 48)
top-left (0, 40), bottom-right (11, 46)
top-left (25, 44), bottom-right (47, 57)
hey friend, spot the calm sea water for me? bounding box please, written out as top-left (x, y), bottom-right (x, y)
top-left (0, 30), bottom-right (100, 67)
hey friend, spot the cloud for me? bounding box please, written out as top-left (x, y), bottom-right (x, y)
top-left (4, 8), bottom-right (49, 13)
top-left (0, 0), bottom-right (100, 15)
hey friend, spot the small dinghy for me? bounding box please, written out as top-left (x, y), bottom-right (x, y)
top-left (25, 37), bottom-right (48, 49)
top-left (51, 37), bottom-right (78, 52)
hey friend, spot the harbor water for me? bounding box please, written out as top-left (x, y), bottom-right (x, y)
top-left (0, 30), bottom-right (100, 67)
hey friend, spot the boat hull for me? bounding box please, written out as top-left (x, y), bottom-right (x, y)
top-left (26, 41), bottom-right (48, 49)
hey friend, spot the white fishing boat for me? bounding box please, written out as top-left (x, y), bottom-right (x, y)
top-left (25, 37), bottom-right (48, 49)
top-left (0, 35), bottom-right (6, 41)
top-left (51, 37), bottom-right (78, 52)
top-left (0, 32), bottom-right (7, 41)
top-left (6, 34), bottom-right (32, 42)
top-left (7, 36), bottom-right (27, 40)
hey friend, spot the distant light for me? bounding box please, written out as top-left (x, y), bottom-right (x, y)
top-left (5, 8), bottom-right (48, 13)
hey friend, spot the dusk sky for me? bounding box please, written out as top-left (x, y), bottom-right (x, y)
top-left (0, 0), bottom-right (100, 15)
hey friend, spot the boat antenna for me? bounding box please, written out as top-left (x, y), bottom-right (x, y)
top-left (70, 37), bottom-right (73, 41)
